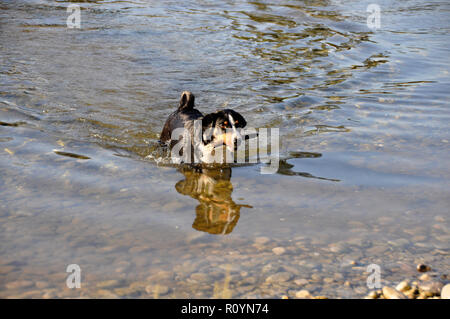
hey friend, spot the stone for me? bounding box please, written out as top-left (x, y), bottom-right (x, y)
top-left (294, 279), bottom-right (308, 286)
top-left (146, 284), bottom-right (170, 296)
top-left (419, 274), bottom-right (431, 281)
top-left (416, 264), bottom-right (431, 272)
top-left (395, 280), bottom-right (410, 292)
top-left (35, 281), bottom-right (50, 289)
top-left (340, 259), bottom-right (357, 268)
top-left (97, 289), bottom-right (119, 298)
top-left (190, 273), bottom-right (211, 283)
top-left (441, 284), bottom-right (450, 299)
top-left (96, 280), bottom-right (122, 289)
top-left (42, 290), bottom-right (57, 299)
top-left (382, 286), bottom-right (407, 299)
top-left (254, 237), bottom-right (270, 245)
top-left (367, 291), bottom-right (379, 299)
top-left (418, 281), bottom-right (443, 297)
top-left (328, 242), bottom-right (349, 253)
top-left (5, 280), bottom-right (34, 290)
top-left (272, 247), bottom-right (286, 255)
top-left (404, 289), bottom-right (417, 299)
top-left (265, 272), bottom-right (293, 284)
top-left (295, 290), bottom-right (312, 299)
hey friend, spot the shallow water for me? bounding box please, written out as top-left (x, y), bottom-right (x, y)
top-left (0, 0), bottom-right (449, 298)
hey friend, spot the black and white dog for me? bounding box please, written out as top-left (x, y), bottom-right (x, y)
top-left (160, 91), bottom-right (247, 163)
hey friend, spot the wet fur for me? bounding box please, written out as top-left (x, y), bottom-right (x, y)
top-left (160, 91), bottom-right (247, 152)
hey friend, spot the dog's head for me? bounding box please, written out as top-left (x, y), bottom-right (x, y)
top-left (202, 109), bottom-right (247, 151)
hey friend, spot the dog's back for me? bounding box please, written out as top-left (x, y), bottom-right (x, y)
top-left (160, 91), bottom-right (203, 147)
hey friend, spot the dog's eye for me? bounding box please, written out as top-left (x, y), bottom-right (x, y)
top-left (235, 120), bottom-right (238, 124)
top-left (223, 121), bottom-right (228, 125)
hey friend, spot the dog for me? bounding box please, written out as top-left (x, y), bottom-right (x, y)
top-left (160, 91), bottom-right (247, 163)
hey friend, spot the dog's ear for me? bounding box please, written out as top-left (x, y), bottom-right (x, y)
top-left (229, 110), bottom-right (247, 128)
top-left (178, 91), bottom-right (195, 110)
top-left (202, 112), bottom-right (220, 130)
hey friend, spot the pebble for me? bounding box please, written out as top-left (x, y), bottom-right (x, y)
top-left (254, 237), bottom-right (270, 245)
top-left (5, 280), bottom-right (34, 290)
top-left (189, 273), bottom-right (211, 283)
top-left (441, 284), bottom-right (450, 299)
top-left (35, 281), bottom-right (50, 289)
top-left (416, 264), bottom-right (431, 272)
top-left (382, 286), bottom-right (407, 299)
top-left (395, 280), bottom-right (410, 292)
top-left (294, 279), bottom-right (308, 286)
top-left (419, 274), bottom-right (431, 281)
top-left (42, 290), bottom-right (57, 299)
top-left (146, 285), bottom-right (170, 296)
top-left (295, 290), bottom-right (312, 299)
top-left (367, 290), bottom-right (379, 299)
top-left (96, 280), bottom-right (122, 289)
top-left (97, 289), bottom-right (119, 298)
top-left (340, 259), bottom-right (357, 268)
top-left (272, 247), bottom-right (286, 255)
top-left (328, 242), bottom-right (349, 253)
top-left (418, 281), bottom-right (443, 297)
top-left (404, 289), bottom-right (417, 299)
top-left (265, 272), bottom-right (293, 284)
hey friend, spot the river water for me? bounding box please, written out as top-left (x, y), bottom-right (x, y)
top-left (0, 0), bottom-right (449, 298)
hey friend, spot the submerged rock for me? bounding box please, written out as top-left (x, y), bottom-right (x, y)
top-left (416, 264), bottom-right (431, 272)
top-left (295, 290), bottom-right (312, 299)
top-left (272, 247), bottom-right (286, 255)
top-left (395, 280), bottom-right (411, 292)
top-left (265, 272), bottom-right (293, 284)
top-left (382, 286), bottom-right (407, 299)
top-left (441, 284), bottom-right (450, 299)
top-left (418, 281), bottom-right (443, 297)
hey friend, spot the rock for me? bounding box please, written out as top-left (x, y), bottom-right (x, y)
top-left (189, 273), bottom-right (211, 283)
top-left (367, 290), bottom-right (379, 299)
top-left (340, 259), bottom-right (357, 268)
top-left (35, 281), bottom-right (50, 289)
top-left (295, 290), bottom-right (312, 299)
top-left (418, 281), bottom-right (443, 297)
top-left (419, 274), bottom-right (431, 281)
top-left (42, 290), bottom-right (57, 299)
top-left (328, 242), bottom-right (350, 253)
top-left (382, 286), bottom-right (407, 299)
top-left (311, 274), bottom-right (321, 281)
top-left (254, 237), bottom-right (270, 245)
top-left (441, 284), bottom-right (450, 299)
top-left (114, 286), bottom-right (142, 297)
top-left (416, 264), bottom-right (431, 272)
top-left (97, 289), bottom-right (119, 298)
top-left (146, 285), bottom-right (170, 296)
top-left (96, 280), bottom-right (122, 289)
top-left (5, 280), bottom-right (34, 290)
top-left (272, 247), bottom-right (286, 255)
top-left (395, 280), bottom-right (410, 292)
top-left (294, 279), bottom-right (308, 286)
top-left (265, 272), bottom-right (293, 284)
top-left (404, 289), bottom-right (417, 299)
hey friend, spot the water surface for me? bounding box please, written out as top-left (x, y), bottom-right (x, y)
top-left (0, 0), bottom-right (449, 298)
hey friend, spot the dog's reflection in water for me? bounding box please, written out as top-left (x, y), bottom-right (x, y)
top-left (175, 167), bottom-right (252, 235)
